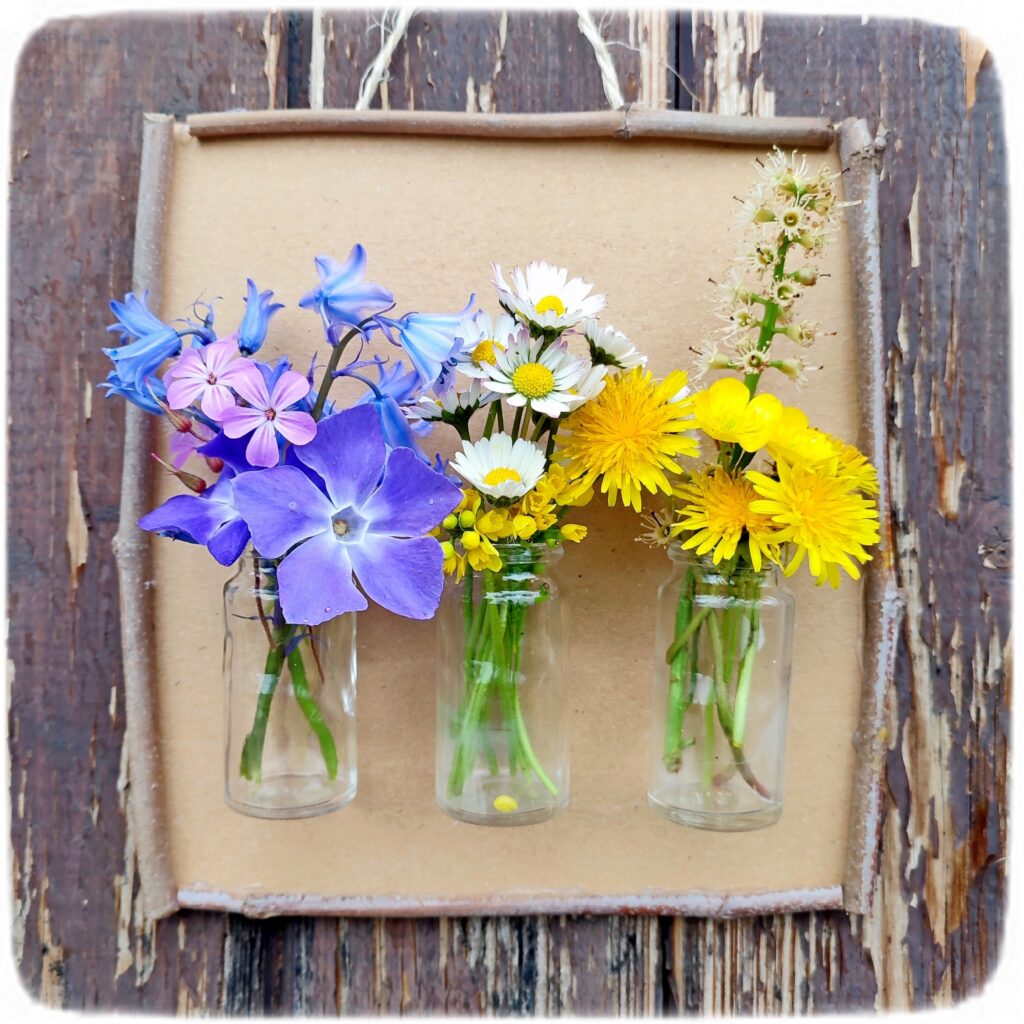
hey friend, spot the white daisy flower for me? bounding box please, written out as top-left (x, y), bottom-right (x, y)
top-left (454, 311), bottom-right (525, 380)
top-left (564, 364), bottom-right (607, 411)
top-left (492, 260), bottom-right (605, 335)
top-left (451, 433), bottom-right (546, 501)
top-left (409, 378), bottom-right (497, 423)
top-left (582, 319), bottom-right (647, 371)
top-left (482, 334), bottom-right (590, 418)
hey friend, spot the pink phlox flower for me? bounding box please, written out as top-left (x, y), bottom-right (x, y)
top-left (165, 339), bottom-right (248, 419)
top-left (219, 364), bottom-right (317, 468)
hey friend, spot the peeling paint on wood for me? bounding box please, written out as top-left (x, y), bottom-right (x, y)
top-left (8, 10), bottom-right (1008, 1015)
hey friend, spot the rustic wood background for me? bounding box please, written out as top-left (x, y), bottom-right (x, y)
top-left (8, 9), bottom-right (1009, 1014)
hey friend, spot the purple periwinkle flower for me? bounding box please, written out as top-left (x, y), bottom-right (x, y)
top-left (164, 339), bottom-right (248, 419)
top-left (237, 279), bottom-right (284, 356)
top-left (298, 245), bottom-right (394, 330)
top-left (219, 364), bottom-right (317, 468)
top-left (139, 475), bottom-right (251, 566)
top-left (233, 405), bottom-right (461, 625)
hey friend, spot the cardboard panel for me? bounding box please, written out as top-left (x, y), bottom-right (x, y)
top-left (132, 114), bottom-right (884, 916)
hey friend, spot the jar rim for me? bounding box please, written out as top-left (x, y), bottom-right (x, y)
top-left (666, 541), bottom-right (778, 581)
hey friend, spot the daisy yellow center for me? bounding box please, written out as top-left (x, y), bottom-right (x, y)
top-left (535, 294), bottom-right (567, 316)
top-left (511, 362), bottom-right (556, 399)
top-left (471, 339), bottom-right (500, 366)
top-left (483, 467), bottom-right (522, 486)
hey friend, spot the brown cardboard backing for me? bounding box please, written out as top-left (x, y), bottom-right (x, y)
top-left (126, 112), bottom-right (892, 918)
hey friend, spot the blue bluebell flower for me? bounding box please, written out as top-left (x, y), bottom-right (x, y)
top-left (104, 291), bottom-right (182, 389)
top-left (374, 296), bottom-right (475, 389)
top-left (99, 371), bottom-right (168, 416)
top-left (298, 245), bottom-right (394, 329)
top-left (236, 279), bottom-right (284, 356)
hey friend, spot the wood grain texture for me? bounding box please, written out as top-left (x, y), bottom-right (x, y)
top-left (8, 9), bottom-right (1008, 1014)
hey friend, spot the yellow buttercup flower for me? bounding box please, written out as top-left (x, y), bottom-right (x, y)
top-left (558, 367), bottom-right (697, 512)
top-left (827, 435), bottom-right (879, 495)
top-left (476, 508), bottom-right (517, 540)
top-left (559, 523), bottom-right (588, 543)
top-left (440, 541), bottom-right (467, 582)
top-left (747, 459), bottom-right (880, 588)
top-left (766, 406), bottom-right (834, 467)
top-left (466, 535), bottom-right (503, 572)
top-left (672, 468), bottom-right (779, 571)
top-left (692, 377), bottom-right (783, 453)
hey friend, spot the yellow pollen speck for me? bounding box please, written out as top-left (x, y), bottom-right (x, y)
top-left (483, 467), bottom-right (522, 486)
top-left (471, 339), bottom-right (500, 365)
top-left (493, 795), bottom-right (519, 813)
top-left (535, 294), bottom-right (566, 316)
top-left (511, 361), bottom-right (555, 399)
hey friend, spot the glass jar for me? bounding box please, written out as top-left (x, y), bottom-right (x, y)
top-left (648, 546), bottom-right (795, 830)
top-left (436, 542), bottom-right (569, 825)
top-left (223, 551), bottom-right (357, 818)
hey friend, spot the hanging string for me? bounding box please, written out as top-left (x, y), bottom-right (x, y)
top-left (354, 7), bottom-right (415, 111)
top-left (575, 9), bottom-right (626, 111)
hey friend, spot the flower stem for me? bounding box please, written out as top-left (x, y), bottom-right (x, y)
top-left (310, 323), bottom-right (367, 422)
top-left (239, 629), bottom-right (290, 782)
top-left (663, 569), bottom-right (695, 771)
top-left (664, 605), bottom-right (712, 664)
top-left (286, 642), bottom-right (339, 780)
top-left (730, 589), bottom-right (761, 748)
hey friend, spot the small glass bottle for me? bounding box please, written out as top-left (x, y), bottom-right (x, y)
top-left (436, 542), bottom-right (569, 825)
top-left (648, 546), bottom-right (795, 831)
top-left (223, 550), bottom-right (357, 818)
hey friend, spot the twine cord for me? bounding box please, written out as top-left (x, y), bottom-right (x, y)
top-left (350, 7), bottom-right (626, 113)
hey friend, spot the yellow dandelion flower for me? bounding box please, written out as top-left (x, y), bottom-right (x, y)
top-left (747, 460), bottom-right (880, 588)
top-left (827, 435), bottom-right (879, 495)
top-left (692, 377), bottom-right (783, 453)
top-left (672, 468), bottom-right (780, 571)
top-left (558, 367), bottom-right (697, 512)
top-left (766, 406), bottom-right (834, 467)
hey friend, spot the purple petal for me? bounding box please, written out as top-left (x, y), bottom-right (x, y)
top-left (232, 465), bottom-right (333, 557)
top-left (274, 409), bottom-right (316, 445)
top-left (362, 447), bottom-right (462, 536)
top-left (245, 421), bottom-right (281, 468)
top-left (219, 405), bottom-right (267, 438)
top-left (207, 516), bottom-right (251, 566)
top-left (270, 369), bottom-right (312, 410)
top-left (199, 384), bottom-right (237, 420)
top-left (278, 531), bottom-right (368, 625)
top-left (294, 404), bottom-right (384, 509)
top-left (166, 377), bottom-right (205, 410)
top-left (138, 493), bottom-right (232, 544)
top-left (231, 362), bottom-right (271, 409)
top-left (348, 534), bottom-right (444, 619)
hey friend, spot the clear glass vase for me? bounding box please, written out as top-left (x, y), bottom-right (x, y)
top-left (436, 542), bottom-right (569, 825)
top-left (224, 551), bottom-right (357, 818)
top-left (648, 546), bottom-right (795, 831)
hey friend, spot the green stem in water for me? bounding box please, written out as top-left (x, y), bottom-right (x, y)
top-left (702, 700), bottom-right (715, 788)
top-left (239, 637), bottom-right (288, 782)
top-left (730, 586), bottom-right (761, 748)
top-left (664, 605), bottom-right (712, 664)
top-left (663, 569), bottom-right (695, 771)
top-left (706, 611), bottom-right (735, 736)
top-left (287, 642), bottom-right (339, 780)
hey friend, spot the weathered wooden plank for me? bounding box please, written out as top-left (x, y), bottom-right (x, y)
top-left (7, 12), bottom-right (287, 1011)
top-left (8, 8), bottom-right (1008, 1015)
top-left (672, 11), bottom-right (1010, 1012)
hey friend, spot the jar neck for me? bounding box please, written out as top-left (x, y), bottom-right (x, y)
top-left (490, 541), bottom-right (564, 570)
top-left (666, 542), bottom-right (780, 586)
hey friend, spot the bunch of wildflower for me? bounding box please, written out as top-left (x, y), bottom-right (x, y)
top-left (100, 244), bottom-right (473, 624)
top-left (669, 149), bottom-right (880, 589)
top-left (422, 258), bottom-right (654, 572)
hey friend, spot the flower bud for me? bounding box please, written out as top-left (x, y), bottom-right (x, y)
top-left (150, 453), bottom-right (206, 493)
top-left (442, 513), bottom-right (459, 530)
top-left (440, 541), bottom-right (455, 559)
top-left (204, 456), bottom-right (225, 474)
top-left (461, 531), bottom-right (481, 550)
top-left (791, 267), bottom-right (818, 286)
top-left (458, 509), bottom-right (477, 529)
